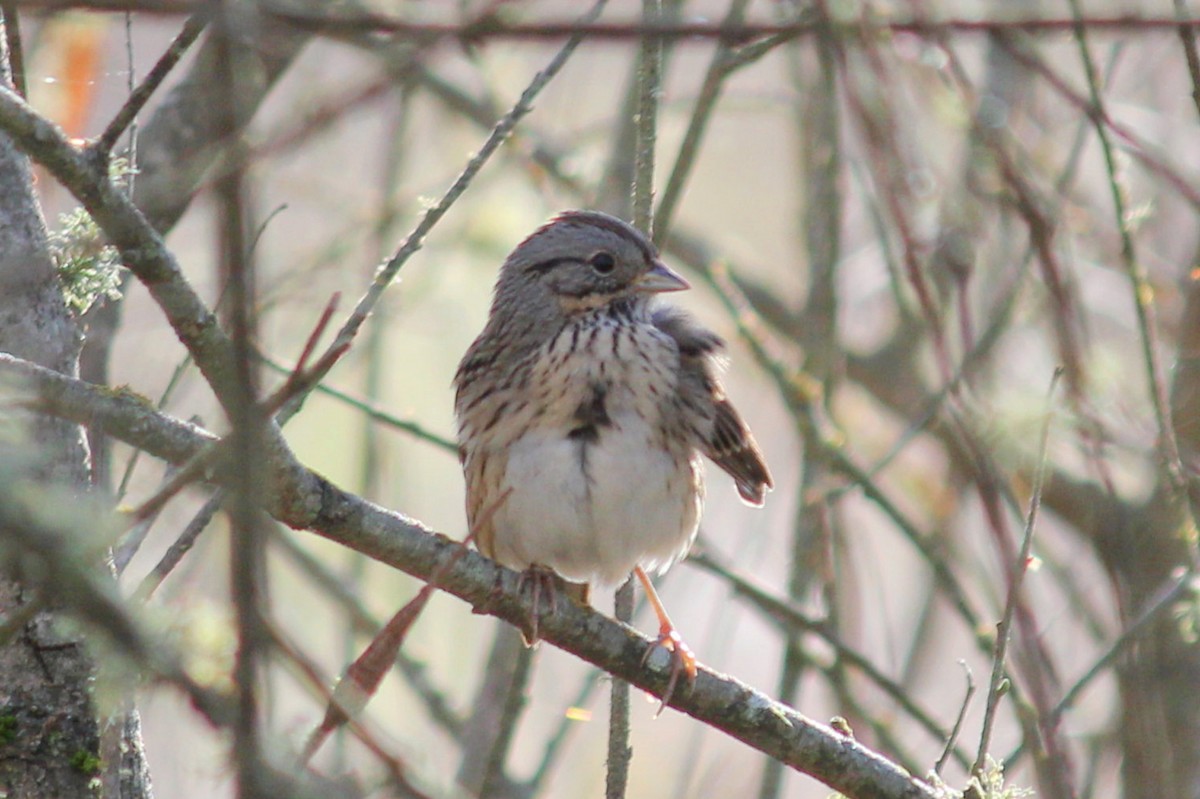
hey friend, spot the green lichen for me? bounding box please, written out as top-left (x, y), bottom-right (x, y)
top-left (69, 748), bottom-right (102, 776)
top-left (0, 714), bottom-right (17, 744)
top-left (50, 206), bottom-right (125, 315)
top-left (49, 158), bottom-right (135, 315)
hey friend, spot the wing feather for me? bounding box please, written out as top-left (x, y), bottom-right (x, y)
top-left (653, 308), bottom-right (773, 506)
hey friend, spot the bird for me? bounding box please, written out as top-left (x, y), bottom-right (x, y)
top-left (454, 210), bottom-right (772, 699)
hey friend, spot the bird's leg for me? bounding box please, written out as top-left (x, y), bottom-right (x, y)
top-left (634, 566), bottom-right (697, 711)
top-left (516, 565), bottom-right (560, 645)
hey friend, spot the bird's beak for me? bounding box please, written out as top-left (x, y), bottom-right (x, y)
top-left (636, 260), bottom-right (690, 293)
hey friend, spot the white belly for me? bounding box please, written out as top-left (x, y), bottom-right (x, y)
top-left (491, 417), bottom-right (701, 588)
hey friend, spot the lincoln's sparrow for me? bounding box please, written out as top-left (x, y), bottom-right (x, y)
top-left (454, 210), bottom-right (772, 689)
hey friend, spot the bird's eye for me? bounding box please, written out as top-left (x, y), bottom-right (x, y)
top-left (590, 252), bottom-right (616, 275)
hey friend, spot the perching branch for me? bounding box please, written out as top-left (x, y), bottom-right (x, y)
top-left (0, 351), bottom-right (943, 799)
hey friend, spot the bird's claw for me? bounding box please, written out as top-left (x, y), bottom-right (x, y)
top-left (516, 566), bottom-right (559, 644)
top-left (641, 626), bottom-right (697, 715)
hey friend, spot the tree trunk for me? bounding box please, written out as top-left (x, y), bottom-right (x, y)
top-left (0, 25), bottom-right (151, 798)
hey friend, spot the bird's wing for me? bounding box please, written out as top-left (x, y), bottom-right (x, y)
top-left (652, 308), bottom-right (774, 506)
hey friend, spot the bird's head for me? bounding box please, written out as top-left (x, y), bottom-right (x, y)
top-left (492, 211), bottom-right (689, 322)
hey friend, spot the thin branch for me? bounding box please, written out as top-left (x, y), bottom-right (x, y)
top-left (122, 435), bottom-right (220, 525)
top-left (630, 0), bottom-right (661, 234)
top-left (1057, 586), bottom-right (1190, 711)
top-left (260, 355), bottom-right (456, 453)
top-left (266, 619), bottom-right (424, 796)
top-left (688, 549), bottom-right (970, 769)
top-left (936, 662), bottom-right (975, 775)
top-left (606, 580), bottom-right (634, 799)
top-left (972, 368), bottom-right (1062, 777)
top-left (1175, 0), bottom-right (1200, 120)
top-left (133, 490), bottom-right (222, 601)
top-left (264, 10), bottom-right (1200, 41)
top-left (112, 463), bottom-right (179, 574)
top-left (1, 3), bottom-right (26, 99)
top-left (1002, 572), bottom-right (1197, 769)
top-left (993, 33), bottom-right (1200, 213)
top-left (608, 2), bottom-right (661, 796)
top-left (296, 0), bottom-right (609, 409)
top-left (211, 17), bottom-right (267, 795)
top-left (652, 0), bottom-right (751, 242)
top-left (94, 13), bottom-right (207, 154)
top-left (300, 556), bottom-right (466, 767)
top-left (269, 528), bottom-right (465, 741)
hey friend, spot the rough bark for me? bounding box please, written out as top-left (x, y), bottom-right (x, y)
top-left (0, 19), bottom-right (152, 798)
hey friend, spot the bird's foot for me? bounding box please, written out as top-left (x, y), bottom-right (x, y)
top-left (633, 566), bottom-right (697, 715)
top-left (515, 565), bottom-right (560, 645)
top-left (641, 621), bottom-right (698, 715)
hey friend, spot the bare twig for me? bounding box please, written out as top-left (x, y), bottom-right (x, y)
top-left (263, 9), bottom-right (1200, 41)
top-left (213, 15), bottom-right (269, 789)
top-left (630, 0), bottom-right (661, 235)
top-left (936, 662), bottom-right (975, 775)
top-left (292, 0), bottom-right (610, 412)
top-left (94, 14), bottom-right (207, 153)
top-left (608, 4), bottom-right (661, 795)
top-left (266, 618), bottom-right (425, 796)
top-left (132, 490), bottom-right (222, 601)
top-left (301, 517), bottom-right (481, 767)
top-left (972, 368), bottom-right (1062, 777)
top-left (260, 293), bottom-right (347, 418)
top-left (305, 496), bottom-right (513, 779)
top-left (689, 549), bottom-right (970, 769)
top-left (1, 3), bottom-right (25, 98)
top-left (993, 34), bottom-right (1200, 213)
top-left (112, 463), bottom-right (179, 573)
top-left (269, 528), bottom-right (464, 741)
top-left (259, 355), bottom-right (456, 453)
top-left (606, 579), bottom-right (635, 799)
top-left (1005, 572), bottom-right (1197, 768)
top-left (122, 439), bottom-right (220, 526)
top-left (652, 0), bottom-right (751, 242)
top-left (998, 572), bottom-right (1196, 774)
